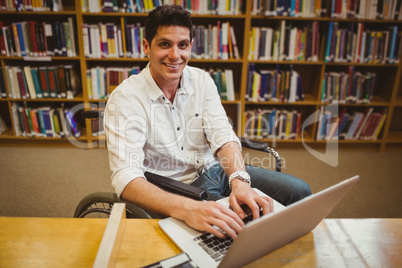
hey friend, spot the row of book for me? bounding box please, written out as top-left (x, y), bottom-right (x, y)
top-left (243, 108), bottom-right (302, 140)
top-left (208, 68), bottom-right (235, 101)
top-left (251, 0), bottom-right (329, 17)
top-left (248, 21), bottom-right (320, 62)
top-left (81, 0), bottom-right (243, 15)
top-left (0, 65), bottom-right (80, 99)
top-left (87, 66), bottom-right (141, 99)
top-left (321, 68), bottom-right (377, 104)
top-left (83, 0), bottom-right (163, 13)
top-left (316, 106), bottom-right (387, 141)
top-left (324, 23), bottom-right (401, 64)
top-left (251, 0), bottom-right (402, 20)
top-left (0, 0), bottom-right (63, 11)
top-left (86, 65), bottom-right (236, 101)
top-left (82, 20), bottom-right (240, 60)
top-left (330, 0), bottom-right (402, 20)
top-left (82, 21), bottom-right (144, 59)
top-left (11, 102), bottom-right (81, 138)
top-left (192, 22), bottom-right (240, 60)
top-left (246, 64), bottom-right (304, 103)
top-left (3, 0), bottom-right (401, 20)
top-left (0, 19), bottom-right (77, 57)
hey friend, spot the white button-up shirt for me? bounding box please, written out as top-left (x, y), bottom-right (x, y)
top-left (105, 64), bottom-right (240, 197)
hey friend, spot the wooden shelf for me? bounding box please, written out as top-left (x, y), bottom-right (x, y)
top-left (6, 95), bottom-right (85, 102)
top-left (395, 96), bottom-right (402, 106)
top-left (0, 10), bottom-right (77, 15)
top-left (0, 129), bottom-right (15, 139)
top-left (386, 131), bottom-right (402, 143)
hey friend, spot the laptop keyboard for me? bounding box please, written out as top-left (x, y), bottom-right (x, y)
top-left (193, 233), bottom-right (233, 262)
top-left (193, 206), bottom-right (264, 262)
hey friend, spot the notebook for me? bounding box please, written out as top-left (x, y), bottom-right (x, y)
top-left (159, 175), bottom-right (359, 268)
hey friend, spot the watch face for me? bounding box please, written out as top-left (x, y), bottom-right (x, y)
top-left (238, 171), bottom-right (250, 180)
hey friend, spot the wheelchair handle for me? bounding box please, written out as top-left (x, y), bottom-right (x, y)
top-left (239, 137), bottom-right (282, 172)
top-left (82, 109), bottom-right (104, 119)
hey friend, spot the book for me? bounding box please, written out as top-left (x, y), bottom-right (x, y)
top-left (251, 71), bottom-right (261, 102)
top-left (29, 108), bottom-right (39, 136)
top-left (57, 65), bottom-right (67, 98)
top-left (36, 108), bottom-right (46, 137)
top-left (38, 66), bottom-right (50, 98)
top-left (3, 66), bottom-right (12, 98)
top-left (64, 65), bottom-right (81, 99)
top-left (221, 22), bottom-right (229, 60)
top-left (36, 22), bottom-right (47, 56)
top-left (11, 23), bottom-right (21, 56)
top-left (47, 66), bottom-right (59, 98)
top-left (224, 69), bottom-right (235, 101)
top-left (63, 21), bottom-right (73, 57)
top-left (57, 106), bottom-right (67, 137)
top-left (345, 112), bottom-right (363, 140)
top-left (212, 69), bottom-right (223, 98)
top-left (259, 70), bottom-right (269, 102)
top-left (58, 21), bottom-right (67, 56)
top-left (41, 106), bottom-right (54, 137)
top-left (30, 67), bottom-right (43, 98)
top-left (245, 63), bottom-right (255, 101)
top-left (0, 68), bottom-right (7, 98)
top-left (67, 17), bottom-right (76, 57)
top-left (82, 24), bottom-right (91, 57)
top-left (371, 108), bottom-right (387, 140)
top-left (0, 22), bottom-right (7, 56)
top-left (354, 107), bottom-right (374, 139)
top-left (3, 26), bottom-right (16, 56)
top-left (44, 23), bottom-right (55, 56)
top-left (229, 26), bottom-right (239, 59)
top-left (16, 67), bottom-right (29, 99)
top-left (23, 66), bottom-right (36, 99)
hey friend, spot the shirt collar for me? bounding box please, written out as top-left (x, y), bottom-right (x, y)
top-left (144, 63), bottom-right (190, 102)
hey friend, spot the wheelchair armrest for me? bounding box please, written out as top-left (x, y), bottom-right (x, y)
top-left (144, 172), bottom-right (208, 201)
top-left (239, 137), bottom-right (269, 152)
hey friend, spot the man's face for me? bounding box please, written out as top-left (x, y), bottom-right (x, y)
top-left (143, 25), bottom-right (193, 88)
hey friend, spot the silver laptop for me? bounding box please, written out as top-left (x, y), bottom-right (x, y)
top-left (159, 175), bottom-right (359, 268)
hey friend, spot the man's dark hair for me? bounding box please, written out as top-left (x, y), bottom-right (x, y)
top-left (145, 5), bottom-right (193, 45)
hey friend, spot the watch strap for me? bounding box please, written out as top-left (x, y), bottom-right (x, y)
top-left (228, 170), bottom-right (251, 189)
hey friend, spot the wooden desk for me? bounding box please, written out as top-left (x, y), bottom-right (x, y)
top-left (0, 217), bottom-right (401, 267)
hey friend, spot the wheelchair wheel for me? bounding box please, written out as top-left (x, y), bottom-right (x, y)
top-left (74, 192), bottom-right (152, 219)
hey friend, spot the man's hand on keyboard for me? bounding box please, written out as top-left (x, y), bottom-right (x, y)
top-left (179, 200), bottom-right (245, 240)
top-left (229, 179), bottom-right (274, 221)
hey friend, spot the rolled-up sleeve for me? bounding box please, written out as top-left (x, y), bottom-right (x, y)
top-left (201, 73), bottom-right (241, 157)
top-left (104, 90), bottom-right (148, 197)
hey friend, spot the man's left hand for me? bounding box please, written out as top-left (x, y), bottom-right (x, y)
top-left (228, 179), bottom-right (274, 220)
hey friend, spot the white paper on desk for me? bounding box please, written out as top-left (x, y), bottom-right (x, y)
top-left (142, 252), bottom-right (197, 268)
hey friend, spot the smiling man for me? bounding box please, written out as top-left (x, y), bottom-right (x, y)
top-left (104, 5), bottom-right (311, 240)
top-left (144, 24), bottom-right (191, 101)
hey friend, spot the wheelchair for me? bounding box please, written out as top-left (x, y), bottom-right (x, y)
top-left (73, 109), bottom-right (282, 219)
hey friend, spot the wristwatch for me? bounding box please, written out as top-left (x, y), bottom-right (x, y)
top-left (229, 170), bottom-right (251, 189)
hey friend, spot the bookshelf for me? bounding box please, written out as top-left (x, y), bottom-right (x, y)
top-left (0, 0), bottom-right (402, 151)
